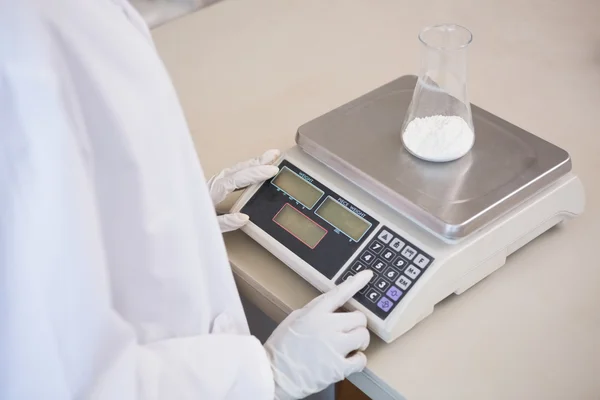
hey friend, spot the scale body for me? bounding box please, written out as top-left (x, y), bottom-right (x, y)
top-left (230, 76), bottom-right (585, 343)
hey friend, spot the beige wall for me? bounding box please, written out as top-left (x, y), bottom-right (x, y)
top-left (131, 0), bottom-right (223, 27)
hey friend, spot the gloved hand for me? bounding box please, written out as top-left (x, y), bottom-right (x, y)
top-left (207, 149), bottom-right (280, 232)
top-left (264, 270), bottom-right (373, 400)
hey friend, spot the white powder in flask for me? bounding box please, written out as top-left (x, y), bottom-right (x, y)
top-left (402, 115), bottom-right (474, 162)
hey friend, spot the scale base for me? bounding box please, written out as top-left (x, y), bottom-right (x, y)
top-left (231, 146), bottom-right (584, 343)
top-left (384, 172), bottom-right (583, 343)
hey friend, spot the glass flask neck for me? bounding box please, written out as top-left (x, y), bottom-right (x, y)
top-left (417, 24), bottom-right (472, 105)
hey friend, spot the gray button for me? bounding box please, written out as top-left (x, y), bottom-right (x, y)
top-left (377, 229), bottom-right (393, 244)
top-left (396, 275), bottom-right (412, 290)
top-left (401, 245), bottom-right (417, 260)
top-left (390, 238), bottom-right (405, 252)
top-left (414, 254), bottom-right (430, 268)
top-left (405, 265), bottom-right (420, 279)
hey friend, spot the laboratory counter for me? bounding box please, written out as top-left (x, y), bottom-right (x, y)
top-left (151, 1), bottom-right (600, 399)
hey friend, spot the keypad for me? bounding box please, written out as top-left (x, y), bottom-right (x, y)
top-left (335, 225), bottom-right (434, 320)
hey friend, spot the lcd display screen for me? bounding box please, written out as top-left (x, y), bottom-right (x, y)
top-left (271, 167), bottom-right (324, 209)
top-left (273, 204), bottom-right (327, 248)
top-left (315, 197), bottom-right (371, 241)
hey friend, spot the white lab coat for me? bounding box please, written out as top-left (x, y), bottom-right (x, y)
top-left (0, 0), bottom-right (274, 399)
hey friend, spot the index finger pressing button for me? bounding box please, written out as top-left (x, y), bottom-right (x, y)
top-left (323, 270), bottom-right (374, 311)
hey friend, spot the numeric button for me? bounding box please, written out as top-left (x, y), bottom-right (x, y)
top-left (377, 229), bottom-right (393, 244)
top-left (381, 249), bottom-right (396, 261)
top-left (414, 254), bottom-right (430, 268)
top-left (351, 262), bottom-right (368, 273)
top-left (401, 245), bottom-right (417, 260)
top-left (368, 240), bottom-right (384, 254)
top-left (360, 251), bottom-right (375, 265)
top-left (392, 257), bottom-right (407, 270)
top-left (372, 259), bottom-right (386, 272)
top-left (383, 267), bottom-right (400, 281)
top-left (374, 277), bottom-right (391, 292)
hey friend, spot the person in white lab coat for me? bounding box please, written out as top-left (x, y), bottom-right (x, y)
top-left (0, 1), bottom-right (373, 399)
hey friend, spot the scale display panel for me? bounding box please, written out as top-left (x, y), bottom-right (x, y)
top-left (240, 159), bottom-right (435, 320)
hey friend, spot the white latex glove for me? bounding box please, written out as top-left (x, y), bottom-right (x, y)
top-left (265, 270), bottom-right (373, 400)
top-left (206, 150), bottom-right (280, 232)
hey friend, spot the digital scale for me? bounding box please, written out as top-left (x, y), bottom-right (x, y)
top-left (230, 76), bottom-right (585, 343)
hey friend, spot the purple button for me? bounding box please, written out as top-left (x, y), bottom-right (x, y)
top-left (386, 286), bottom-right (402, 301)
top-left (377, 297), bottom-right (393, 312)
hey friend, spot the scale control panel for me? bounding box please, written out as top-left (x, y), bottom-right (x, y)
top-left (336, 226), bottom-right (433, 319)
top-left (239, 159), bottom-right (434, 321)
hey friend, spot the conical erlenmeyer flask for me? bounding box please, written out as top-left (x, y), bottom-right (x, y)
top-left (401, 24), bottom-right (474, 162)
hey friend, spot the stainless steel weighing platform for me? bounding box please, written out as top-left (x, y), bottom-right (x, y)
top-left (296, 75), bottom-right (572, 241)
